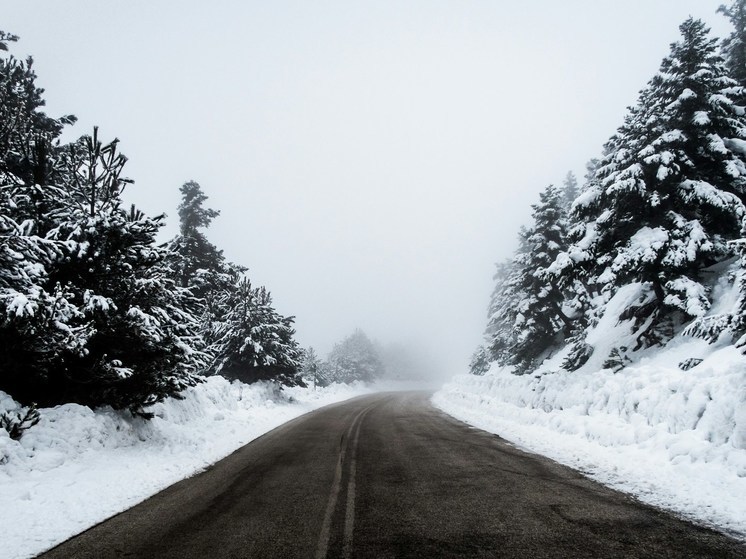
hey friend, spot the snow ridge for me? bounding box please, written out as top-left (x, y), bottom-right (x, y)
top-left (0, 378), bottom-right (374, 559)
top-left (435, 312), bottom-right (746, 539)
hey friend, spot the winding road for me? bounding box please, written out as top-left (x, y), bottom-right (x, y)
top-left (39, 392), bottom-right (745, 558)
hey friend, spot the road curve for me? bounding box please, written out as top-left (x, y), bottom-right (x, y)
top-left (39, 392), bottom-right (745, 558)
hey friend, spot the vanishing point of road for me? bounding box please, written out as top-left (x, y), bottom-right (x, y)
top-left (39, 392), bottom-right (745, 558)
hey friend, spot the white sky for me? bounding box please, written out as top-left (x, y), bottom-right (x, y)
top-left (1, 1), bottom-right (734, 377)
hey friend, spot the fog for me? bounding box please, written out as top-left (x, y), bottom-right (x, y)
top-left (2, 1), bottom-right (732, 379)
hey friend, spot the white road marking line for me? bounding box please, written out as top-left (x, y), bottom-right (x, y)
top-left (315, 405), bottom-right (369, 559)
top-left (342, 410), bottom-right (366, 559)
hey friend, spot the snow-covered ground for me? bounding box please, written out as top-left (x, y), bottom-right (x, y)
top-left (434, 279), bottom-right (746, 540)
top-left (0, 377), bottom-right (384, 559)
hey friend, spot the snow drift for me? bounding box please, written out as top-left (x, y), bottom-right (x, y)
top-left (0, 377), bottom-right (374, 559)
top-left (435, 275), bottom-right (746, 540)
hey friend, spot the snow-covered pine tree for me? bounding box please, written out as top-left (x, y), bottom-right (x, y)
top-left (468, 345), bottom-right (491, 375)
top-left (166, 180), bottom-right (241, 371)
top-left (562, 171), bottom-right (579, 211)
top-left (481, 184), bottom-right (574, 374)
top-left (1, 128), bottom-right (206, 412)
top-left (0, 32), bottom-right (85, 406)
top-left (0, 32), bottom-right (75, 199)
top-left (552, 18), bottom-right (746, 353)
top-left (40, 130), bottom-right (205, 413)
top-left (211, 277), bottom-right (304, 387)
top-left (545, 162), bottom-right (607, 371)
top-left (509, 184), bottom-right (572, 372)
top-left (170, 181), bottom-right (224, 294)
top-left (719, 0), bottom-right (746, 88)
top-left (301, 347), bottom-right (328, 387)
top-left (324, 329), bottom-right (384, 383)
top-left (167, 180), bottom-right (307, 387)
top-left (484, 253), bottom-right (526, 367)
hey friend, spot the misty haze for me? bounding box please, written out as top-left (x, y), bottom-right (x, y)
top-left (1, 1), bottom-right (746, 558)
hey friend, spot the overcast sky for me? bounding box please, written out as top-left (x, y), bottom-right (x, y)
top-left (2, 1), bottom-right (734, 377)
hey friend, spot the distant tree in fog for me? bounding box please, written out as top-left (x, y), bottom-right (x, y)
top-left (325, 329), bottom-right (384, 383)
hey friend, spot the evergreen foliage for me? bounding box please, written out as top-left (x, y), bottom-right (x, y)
top-left (0, 402), bottom-right (40, 440)
top-left (324, 330), bottom-right (384, 383)
top-left (301, 347), bottom-right (330, 387)
top-left (553, 18), bottom-right (746, 351)
top-left (468, 345), bottom-right (490, 375)
top-left (477, 16), bottom-right (746, 376)
top-left (171, 181), bottom-right (224, 293)
top-left (0, 31), bottom-right (304, 414)
top-left (562, 171), bottom-right (579, 210)
top-left (484, 258), bottom-right (524, 365)
top-left (0, 124), bottom-right (205, 413)
top-left (168, 181), bottom-right (303, 388)
top-left (719, 0), bottom-right (746, 87)
top-left (210, 278), bottom-right (304, 387)
top-left (483, 185), bottom-right (572, 373)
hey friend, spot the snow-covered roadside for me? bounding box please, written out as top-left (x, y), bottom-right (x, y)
top-left (0, 378), bottom-right (375, 559)
top-left (433, 344), bottom-right (746, 540)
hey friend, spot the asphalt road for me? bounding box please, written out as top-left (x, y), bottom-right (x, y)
top-left (39, 392), bottom-right (745, 559)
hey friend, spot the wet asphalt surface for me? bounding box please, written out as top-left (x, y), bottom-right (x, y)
top-left (38, 391), bottom-right (746, 558)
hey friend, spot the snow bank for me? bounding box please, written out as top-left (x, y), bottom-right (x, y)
top-left (0, 377), bottom-right (375, 559)
top-left (434, 340), bottom-right (746, 540)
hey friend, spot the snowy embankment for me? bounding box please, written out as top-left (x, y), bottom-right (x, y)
top-left (0, 378), bottom-right (377, 559)
top-left (434, 285), bottom-right (746, 539)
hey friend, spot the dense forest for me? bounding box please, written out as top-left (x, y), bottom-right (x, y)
top-left (0, 30), bottom-right (306, 418)
top-left (472, 3), bottom-right (746, 376)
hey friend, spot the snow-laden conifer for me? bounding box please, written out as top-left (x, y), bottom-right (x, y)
top-left (167, 180), bottom-right (304, 387)
top-left (484, 253), bottom-right (525, 367)
top-left (510, 184), bottom-right (572, 371)
top-left (170, 181), bottom-right (225, 294)
top-left (211, 277), bottom-right (304, 387)
top-left (324, 329), bottom-right (384, 383)
top-left (553, 18), bottom-right (746, 352)
top-left (482, 185), bottom-right (572, 373)
top-left (0, 33), bottom-right (205, 412)
top-left (719, 0), bottom-right (746, 88)
top-left (562, 171), bottom-right (579, 211)
top-left (35, 130), bottom-right (205, 413)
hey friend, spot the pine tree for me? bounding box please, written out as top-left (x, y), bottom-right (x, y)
top-left (170, 181), bottom-right (225, 294)
top-left (46, 131), bottom-right (203, 412)
top-left (167, 180), bottom-right (307, 388)
top-left (1, 128), bottom-right (205, 413)
top-left (325, 330), bottom-right (384, 383)
top-left (562, 171), bottom-right (579, 210)
top-left (468, 345), bottom-right (491, 375)
top-left (509, 184), bottom-right (572, 371)
top-left (301, 347), bottom-right (328, 387)
top-left (484, 252), bottom-right (526, 366)
top-left (482, 184), bottom-right (574, 373)
top-left (0, 35), bottom-right (205, 412)
top-left (719, 0), bottom-right (746, 87)
top-left (553, 18), bottom-right (746, 350)
top-left (211, 277), bottom-right (304, 387)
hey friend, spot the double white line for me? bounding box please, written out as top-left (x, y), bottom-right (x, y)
top-left (315, 402), bottom-right (377, 559)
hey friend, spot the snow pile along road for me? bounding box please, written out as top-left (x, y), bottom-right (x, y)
top-left (434, 342), bottom-right (746, 540)
top-left (0, 377), bottom-right (374, 559)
